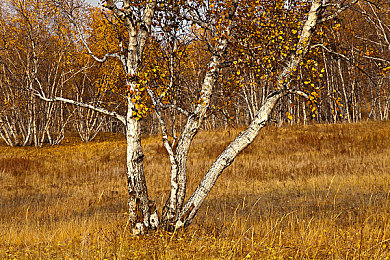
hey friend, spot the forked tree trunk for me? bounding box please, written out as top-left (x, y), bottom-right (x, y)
top-left (172, 0), bottom-right (324, 229)
top-left (177, 91), bottom-right (285, 228)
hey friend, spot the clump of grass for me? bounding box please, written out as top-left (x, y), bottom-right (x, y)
top-left (0, 121), bottom-right (390, 259)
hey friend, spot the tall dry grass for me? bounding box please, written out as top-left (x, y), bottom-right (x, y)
top-left (0, 121), bottom-right (390, 259)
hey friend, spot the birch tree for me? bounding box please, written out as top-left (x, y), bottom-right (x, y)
top-left (29, 0), bottom-right (361, 234)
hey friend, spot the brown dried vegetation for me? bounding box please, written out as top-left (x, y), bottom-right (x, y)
top-left (1, 121), bottom-right (390, 259)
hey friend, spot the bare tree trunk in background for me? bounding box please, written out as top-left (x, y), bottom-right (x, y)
top-left (337, 59), bottom-right (351, 123)
top-left (322, 50), bottom-right (334, 124)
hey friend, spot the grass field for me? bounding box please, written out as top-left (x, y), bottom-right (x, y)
top-left (1, 121), bottom-right (390, 259)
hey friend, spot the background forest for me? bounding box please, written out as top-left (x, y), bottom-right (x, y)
top-left (0, 0), bottom-right (389, 146)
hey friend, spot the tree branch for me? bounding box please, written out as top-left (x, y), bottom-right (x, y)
top-left (33, 91), bottom-right (126, 125)
top-left (105, 0), bottom-right (135, 28)
top-left (318, 0), bottom-right (359, 24)
top-left (311, 43), bottom-right (378, 86)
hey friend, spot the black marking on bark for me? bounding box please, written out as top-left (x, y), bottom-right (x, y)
top-left (180, 203), bottom-right (195, 223)
top-left (129, 191), bottom-right (136, 199)
top-left (148, 200), bottom-right (156, 213)
top-left (135, 197), bottom-right (144, 223)
top-left (266, 90), bottom-right (281, 99)
top-left (133, 151), bottom-right (144, 164)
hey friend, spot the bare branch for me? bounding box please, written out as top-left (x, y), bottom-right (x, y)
top-left (73, 20), bottom-right (123, 63)
top-left (55, 1), bottom-right (125, 64)
top-left (361, 54), bottom-right (390, 64)
top-left (318, 0), bottom-right (359, 24)
top-left (160, 103), bottom-right (190, 117)
top-left (33, 91), bottom-right (126, 125)
top-left (288, 89), bottom-right (310, 99)
top-left (146, 88), bottom-right (190, 117)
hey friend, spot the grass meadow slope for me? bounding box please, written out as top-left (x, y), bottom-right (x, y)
top-left (0, 121), bottom-right (390, 259)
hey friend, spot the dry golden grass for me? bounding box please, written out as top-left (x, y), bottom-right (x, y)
top-left (1, 121), bottom-right (390, 259)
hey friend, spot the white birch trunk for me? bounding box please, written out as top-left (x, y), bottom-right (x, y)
top-left (105, 0), bottom-right (158, 234)
top-left (30, 0), bottom-right (158, 234)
